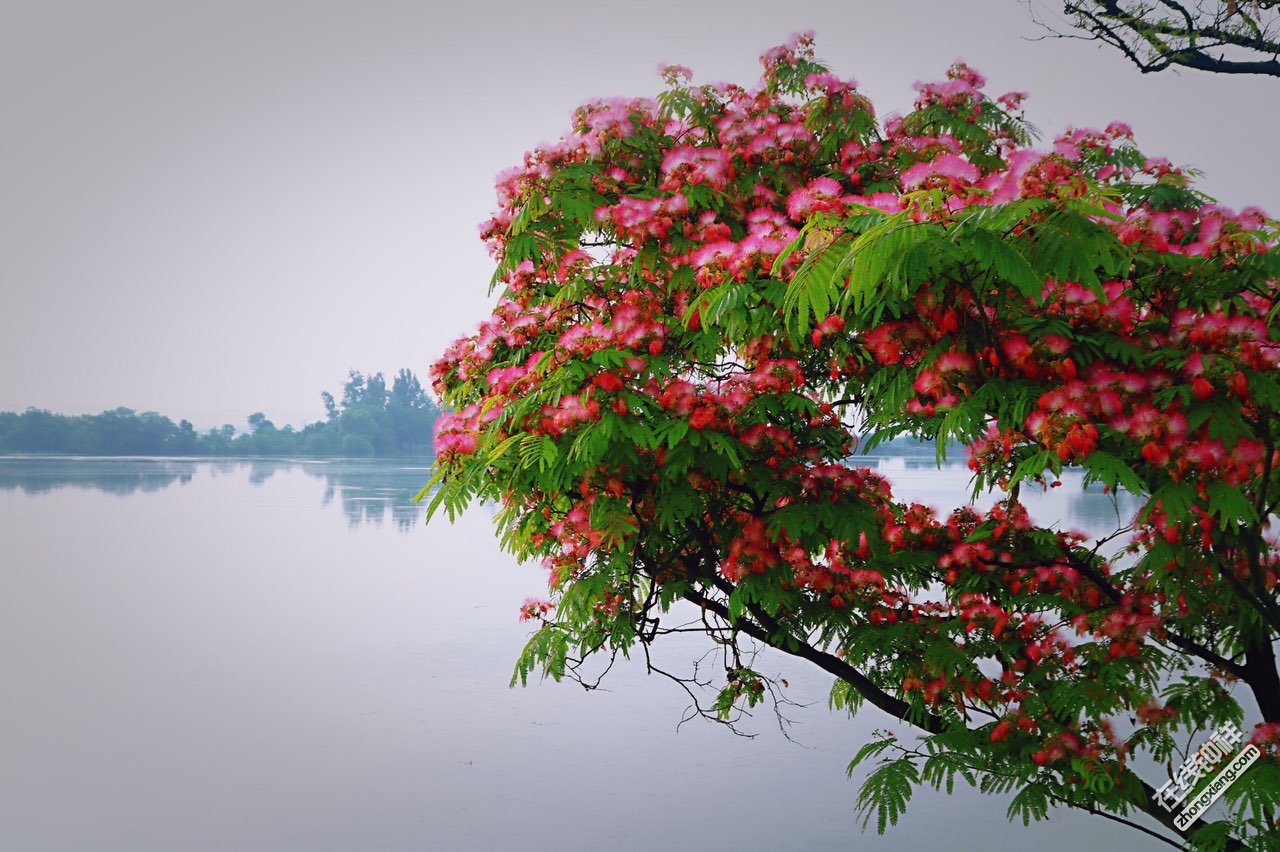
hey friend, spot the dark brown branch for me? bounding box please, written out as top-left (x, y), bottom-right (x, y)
top-left (680, 583), bottom-right (947, 734)
top-left (1032, 0), bottom-right (1280, 77)
top-left (1244, 636), bottom-right (1280, 723)
top-left (1056, 796), bottom-right (1184, 849)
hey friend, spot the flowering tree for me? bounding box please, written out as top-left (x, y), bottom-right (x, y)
top-left (422, 35), bottom-right (1280, 849)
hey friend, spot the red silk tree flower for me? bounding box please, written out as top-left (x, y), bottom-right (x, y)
top-left (420, 33), bottom-right (1280, 849)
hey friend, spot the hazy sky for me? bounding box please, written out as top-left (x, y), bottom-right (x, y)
top-left (3, 0), bottom-right (1277, 429)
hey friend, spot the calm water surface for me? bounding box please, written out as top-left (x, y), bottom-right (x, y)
top-left (0, 456), bottom-right (1165, 851)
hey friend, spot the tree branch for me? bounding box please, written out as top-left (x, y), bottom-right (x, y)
top-left (1036, 0), bottom-right (1280, 77)
top-left (680, 583), bottom-right (948, 733)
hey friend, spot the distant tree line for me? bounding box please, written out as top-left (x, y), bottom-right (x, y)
top-left (0, 370), bottom-right (440, 458)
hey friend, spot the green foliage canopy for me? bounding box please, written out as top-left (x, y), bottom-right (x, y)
top-left (425, 36), bottom-right (1280, 849)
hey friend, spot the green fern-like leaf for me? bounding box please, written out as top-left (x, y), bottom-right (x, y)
top-left (855, 758), bottom-right (919, 834)
top-left (1006, 783), bottom-right (1051, 827)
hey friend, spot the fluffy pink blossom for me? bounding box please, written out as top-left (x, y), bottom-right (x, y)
top-left (519, 598), bottom-right (554, 621)
top-left (660, 146), bottom-right (731, 191)
top-left (900, 153), bottom-right (980, 190)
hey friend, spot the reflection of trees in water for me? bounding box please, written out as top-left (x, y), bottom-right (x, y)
top-left (300, 460), bottom-right (432, 532)
top-left (246, 462), bottom-right (284, 487)
top-left (1062, 487), bottom-right (1143, 532)
top-left (0, 457), bottom-right (199, 496)
top-left (0, 456), bottom-right (1142, 538)
top-left (870, 458), bottom-right (1144, 540)
top-left (0, 457), bottom-right (433, 532)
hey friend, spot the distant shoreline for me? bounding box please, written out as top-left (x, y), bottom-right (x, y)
top-left (0, 369), bottom-right (441, 459)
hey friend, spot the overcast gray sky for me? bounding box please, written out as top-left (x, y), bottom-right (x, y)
top-left (2, 0), bottom-right (1276, 429)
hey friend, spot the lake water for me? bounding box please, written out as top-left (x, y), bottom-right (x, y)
top-left (0, 456), bottom-right (1168, 851)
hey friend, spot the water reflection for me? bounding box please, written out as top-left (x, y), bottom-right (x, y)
top-left (0, 455), bottom-right (1146, 542)
top-left (0, 457), bottom-right (434, 531)
top-left (308, 460), bottom-right (434, 531)
top-left (0, 455), bottom-right (1141, 534)
top-left (862, 453), bottom-right (1144, 538)
top-left (0, 456), bottom-right (199, 496)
